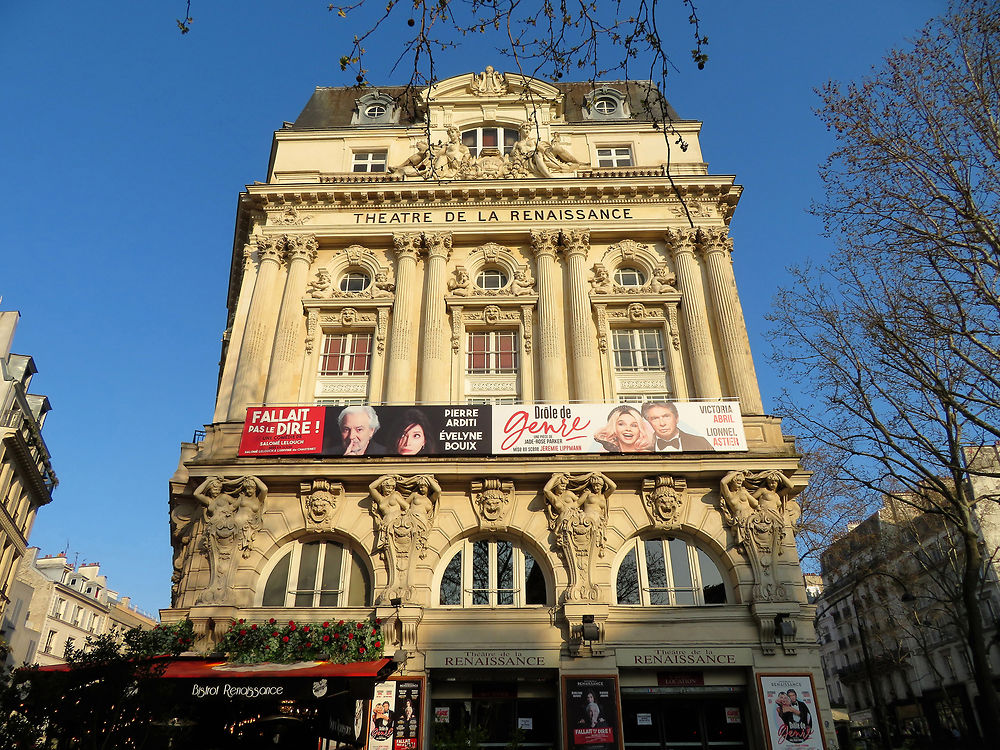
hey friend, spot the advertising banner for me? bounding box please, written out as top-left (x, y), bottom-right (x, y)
top-left (563, 676), bottom-right (623, 750)
top-left (367, 680), bottom-right (398, 750)
top-left (239, 400), bottom-right (746, 457)
top-left (392, 679), bottom-right (422, 750)
top-left (757, 674), bottom-right (826, 750)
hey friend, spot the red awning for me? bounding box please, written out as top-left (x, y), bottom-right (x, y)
top-left (30, 657), bottom-right (394, 680)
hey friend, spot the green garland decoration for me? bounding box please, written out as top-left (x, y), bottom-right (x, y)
top-left (216, 617), bottom-right (385, 664)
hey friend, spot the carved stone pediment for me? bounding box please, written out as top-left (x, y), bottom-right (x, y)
top-left (299, 478), bottom-right (345, 532)
top-left (470, 66), bottom-right (509, 96)
top-left (640, 475), bottom-right (688, 529)
top-left (470, 478), bottom-right (515, 531)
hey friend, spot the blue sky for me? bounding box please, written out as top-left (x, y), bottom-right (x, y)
top-left (0, 1), bottom-right (943, 615)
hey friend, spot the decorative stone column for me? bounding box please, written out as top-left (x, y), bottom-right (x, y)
top-left (530, 230), bottom-right (569, 402)
top-left (228, 235), bottom-right (285, 420)
top-left (699, 228), bottom-right (763, 413)
top-left (665, 228), bottom-right (721, 398)
top-left (561, 229), bottom-right (603, 402)
top-left (263, 234), bottom-right (317, 404)
top-left (385, 233), bottom-right (421, 403)
top-left (418, 232), bottom-right (452, 404)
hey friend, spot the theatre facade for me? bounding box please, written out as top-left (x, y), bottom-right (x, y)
top-left (164, 68), bottom-right (830, 749)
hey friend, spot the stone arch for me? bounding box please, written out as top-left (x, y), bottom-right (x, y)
top-left (323, 244), bottom-right (393, 290)
top-left (600, 239), bottom-right (664, 281)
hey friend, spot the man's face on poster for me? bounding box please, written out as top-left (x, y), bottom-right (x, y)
top-left (341, 412), bottom-right (375, 454)
top-left (787, 690), bottom-right (797, 704)
top-left (644, 405), bottom-right (679, 440)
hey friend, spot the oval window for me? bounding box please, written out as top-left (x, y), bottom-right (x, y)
top-left (593, 97), bottom-right (618, 115)
top-left (364, 104), bottom-right (387, 118)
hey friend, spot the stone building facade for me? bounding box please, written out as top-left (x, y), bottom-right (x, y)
top-left (163, 70), bottom-right (830, 750)
top-left (0, 311), bottom-right (56, 625)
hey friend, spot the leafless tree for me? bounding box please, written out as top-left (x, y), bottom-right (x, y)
top-left (771, 0), bottom-right (1000, 738)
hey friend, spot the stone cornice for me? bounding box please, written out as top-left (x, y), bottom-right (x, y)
top-left (245, 175), bottom-right (740, 208)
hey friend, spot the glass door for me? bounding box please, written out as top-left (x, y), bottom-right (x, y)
top-left (621, 696), bottom-right (749, 750)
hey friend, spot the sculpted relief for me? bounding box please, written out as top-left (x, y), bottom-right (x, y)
top-left (719, 470), bottom-right (800, 602)
top-left (300, 478), bottom-right (345, 532)
top-left (369, 474), bottom-right (442, 603)
top-left (641, 475), bottom-right (688, 529)
top-left (470, 478), bottom-right (515, 531)
top-left (543, 472), bottom-right (616, 602)
top-left (392, 123), bottom-right (589, 181)
top-left (193, 476), bottom-right (267, 605)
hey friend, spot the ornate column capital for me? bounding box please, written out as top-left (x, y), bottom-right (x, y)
top-left (422, 231), bottom-right (453, 260)
top-left (560, 229), bottom-right (591, 259)
top-left (664, 227), bottom-right (699, 257)
top-left (530, 229), bottom-right (560, 259)
top-left (697, 226), bottom-right (733, 257)
top-left (392, 232), bottom-right (423, 261)
top-left (284, 234), bottom-right (318, 265)
top-left (254, 234), bottom-right (286, 264)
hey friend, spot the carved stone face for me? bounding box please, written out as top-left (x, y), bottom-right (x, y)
top-left (416, 477), bottom-right (429, 495)
top-left (653, 488), bottom-right (679, 519)
top-left (554, 475), bottom-right (568, 493)
top-left (589, 475), bottom-right (604, 492)
top-left (733, 472), bottom-right (746, 488)
top-left (765, 475), bottom-right (779, 491)
top-left (480, 489), bottom-right (504, 520)
top-left (381, 478), bottom-right (397, 495)
top-left (307, 492), bottom-right (334, 523)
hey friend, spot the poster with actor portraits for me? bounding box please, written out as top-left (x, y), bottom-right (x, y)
top-left (757, 674), bottom-right (826, 750)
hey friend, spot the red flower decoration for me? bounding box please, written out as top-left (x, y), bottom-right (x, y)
top-left (306, 642), bottom-right (312, 648)
top-left (323, 635), bottom-right (330, 642)
top-left (374, 641), bottom-right (381, 648)
top-left (359, 646), bottom-right (366, 654)
top-left (348, 633), bottom-right (354, 640)
top-left (239, 629), bottom-right (247, 635)
top-left (338, 620), bottom-right (345, 626)
top-left (334, 633), bottom-right (340, 639)
top-left (341, 644), bottom-right (347, 651)
top-left (239, 618), bottom-right (245, 623)
top-left (269, 618), bottom-right (276, 624)
top-left (356, 622), bottom-right (364, 629)
top-left (322, 621), bottom-right (329, 628)
top-left (282, 636), bottom-right (290, 642)
top-left (303, 626), bottom-right (310, 633)
top-left (375, 618), bottom-right (381, 624)
top-left (289, 621), bottom-right (297, 630)
top-left (251, 623), bottom-right (258, 630)
top-left (371, 628), bottom-right (377, 635)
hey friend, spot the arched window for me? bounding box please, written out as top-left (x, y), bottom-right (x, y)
top-left (614, 266), bottom-right (646, 288)
top-left (462, 126), bottom-right (520, 157)
top-left (475, 268), bottom-right (509, 290)
top-left (340, 270), bottom-right (371, 292)
top-left (261, 540), bottom-right (372, 607)
top-left (438, 538), bottom-right (549, 607)
top-left (615, 537), bottom-right (727, 606)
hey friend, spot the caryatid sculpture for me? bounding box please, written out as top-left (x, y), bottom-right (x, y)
top-left (369, 474), bottom-right (442, 603)
top-left (193, 475), bottom-right (267, 605)
top-left (719, 470), bottom-right (798, 602)
top-left (543, 472), bottom-right (617, 601)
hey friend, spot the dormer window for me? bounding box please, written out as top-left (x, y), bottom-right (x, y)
top-left (352, 91), bottom-right (399, 126)
top-left (352, 151), bottom-right (387, 173)
top-left (585, 87), bottom-right (629, 120)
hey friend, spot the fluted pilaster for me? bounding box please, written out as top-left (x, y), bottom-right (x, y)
top-left (228, 235), bottom-right (285, 419)
top-left (699, 228), bottom-right (763, 413)
top-left (385, 233), bottom-right (422, 403)
top-left (665, 228), bottom-right (722, 398)
top-left (561, 229), bottom-right (602, 402)
top-left (530, 230), bottom-right (569, 402)
top-left (263, 235), bottom-right (318, 404)
top-left (418, 232), bottom-right (453, 404)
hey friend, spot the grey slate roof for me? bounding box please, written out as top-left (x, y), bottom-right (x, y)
top-left (289, 79), bottom-right (682, 130)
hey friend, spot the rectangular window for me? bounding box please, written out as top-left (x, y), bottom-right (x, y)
top-left (319, 333), bottom-right (372, 376)
top-left (612, 328), bottom-right (665, 372)
top-left (43, 630), bottom-right (56, 653)
top-left (352, 151), bottom-right (387, 172)
top-left (466, 331), bottom-right (518, 374)
top-left (596, 146), bottom-right (634, 167)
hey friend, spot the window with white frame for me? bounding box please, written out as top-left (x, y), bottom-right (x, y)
top-left (614, 266), bottom-right (646, 288)
top-left (339, 271), bottom-right (371, 293)
top-left (467, 331), bottom-right (517, 374)
top-left (462, 126), bottom-right (520, 157)
top-left (261, 541), bottom-right (371, 607)
top-left (616, 537), bottom-right (727, 606)
top-left (316, 332), bottom-right (373, 405)
top-left (596, 146), bottom-right (634, 167)
top-left (439, 538), bottom-right (549, 607)
top-left (612, 328), bottom-right (664, 372)
top-left (319, 333), bottom-right (372, 376)
top-left (43, 630), bottom-right (56, 653)
top-left (352, 151), bottom-right (388, 173)
top-left (475, 268), bottom-right (509, 290)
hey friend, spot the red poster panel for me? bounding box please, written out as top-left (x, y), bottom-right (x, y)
top-left (563, 675), bottom-right (623, 750)
top-left (238, 406), bottom-right (327, 456)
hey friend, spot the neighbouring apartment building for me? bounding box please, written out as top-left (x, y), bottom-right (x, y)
top-left (0, 311), bottom-right (56, 626)
top-left (816, 454), bottom-right (1000, 746)
top-left (2, 548), bottom-right (158, 667)
top-left (163, 69), bottom-right (831, 750)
